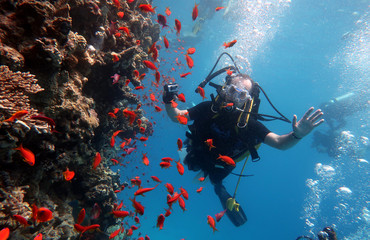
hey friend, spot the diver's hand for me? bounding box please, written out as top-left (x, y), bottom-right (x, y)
top-left (292, 107), bottom-right (324, 139)
top-left (163, 84), bottom-right (178, 104)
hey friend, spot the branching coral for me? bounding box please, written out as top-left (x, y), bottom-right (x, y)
top-left (0, 65), bottom-right (46, 128)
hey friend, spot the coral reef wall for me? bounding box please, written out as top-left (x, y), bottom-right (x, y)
top-left (0, 0), bottom-right (158, 239)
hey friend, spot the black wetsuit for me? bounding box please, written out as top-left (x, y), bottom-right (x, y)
top-left (184, 101), bottom-right (271, 184)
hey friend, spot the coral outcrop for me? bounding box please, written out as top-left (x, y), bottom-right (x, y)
top-left (0, 0), bottom-right (158, 239)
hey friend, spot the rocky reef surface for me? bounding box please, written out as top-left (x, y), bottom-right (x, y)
top-left (0, 0), bottom-right (158, 239)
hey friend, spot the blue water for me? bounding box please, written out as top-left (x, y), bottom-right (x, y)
top-left (114, 1), bottom-right (369, 239)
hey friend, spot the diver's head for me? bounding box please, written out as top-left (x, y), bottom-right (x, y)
top-left (219, 74), bottom-right (253, 108)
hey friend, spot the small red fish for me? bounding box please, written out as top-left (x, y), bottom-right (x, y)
top-left (165, 183), bottom-right (174, 194)
top-left (151, 176), bottom-right (161, 183)
top-left (113, 0), bottom-right (120, 9)
top-left (177, 138), bottom-right (183, 151)
top-left (207, 215), bottom-right (218, 233)
top-left (192, 3), bottom-right (199, 21)
top-left (215, 209), bottom-right (227, 222)
top-left (178, 196), bottom-right (186, 211)
top-left (187, 47), bottom-right (196, 55)
top-left (215, 6), bottom-right (225, 11)
top-left (196, 187), bottom-right (203, 193)
top-left (77, 208), bottom-right (85, 224)
top-left (163, 35), bottom-right (169, 48)
top-left (118, 26), bottom-right (130, 37)
top-left (14, 144), bottom-right (35, 166)
top-left (12, 215), bottom-right (30, 227)
top-left (134, 184), bottom-right (158, 196)
top-left (154, 106), bottom-right (162, 112)
top-left (176, 160), bottom-right (184, 175)
top-left (2, 110), bottom-right (28, 122)
top-left (34, 233), bottom-right (42, 240)
top-left (180, 72), bottom-right (192, 78)
top-left (134, 216), bottom-right (140, 224)
top-left (117, 11), bottom-right (124, 18)
top-left (30, 114), bottom-right (56, 132)
top-left (138, 4), bottom-right (156, 13)
top-left (217, 154), bottom-right (236, 167)
top-left (185, 54), bottom-right (194, 69)
top-left (164, 208), bottom-right (171, 217)
top-left (198, 177), bottom-right (205, 182)
top-left (165, 7), bottom-right (171, 16)
top-left (139, 137), bottom-right (148, 142)
top-left (221, 103), bottom-right (234, 108)
top-left (0, 228), bottom-right (9, 240)
top-left (63, 168), bottom-right (75, 181)
top-left (197, 86), bottom-right (206, 100)
top-left (160, 162), bottom-right (172, 169)
top-left (156, 214), bottom-right (165, 230)
top-left (226, 68), bottom-right (233, 75)
top-left (142, 153), bottom-right (149, 166)
top-left (143, 60), bottom-right (158, 70)
top-left (92, 152), bottom-right (101, 170)
top-left (174, 19), bottom-right (181, 36)
top-left (157, 14), bottom-right (168, 28)
top-left (133, 70), bottom-right (140, 78)
top-left (161, 157), bottom-right (174, 162)
top-left (135, 86), bottom-right (144, 90)
top-left (180, 187), bottom-right (188, 200)
top-left (109, 227), bottom-right (121, 239)
top-left (112, 210), bottom-right (130, 218)
top-left (155, 71), bottom-right (160, 84)
top-left (177, 93), bottom-right (186, 102)
top-left (223, 39), bottom-right (237, 48)
top-left (130, 198), bottom-right (144, 215)
top-left (112, 53), bottom-right (120, 62)
top-left (205, 138), bottom-right (216, 151)
top-left (36, 207), bottom-right (53, 222)
top-left (176, 115), bottom-right (188, 125)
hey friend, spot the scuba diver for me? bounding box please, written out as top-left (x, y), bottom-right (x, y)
top-left (311, 91), bottom-right (369, 157)
top-left (162, 53), bottom-right (324, 227)
top-left (296, 226), bottom-right (338, 240)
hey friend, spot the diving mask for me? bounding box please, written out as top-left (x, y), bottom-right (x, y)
top-left (220, 84), bottom-right (251, 108)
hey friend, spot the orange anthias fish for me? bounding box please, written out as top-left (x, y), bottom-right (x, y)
top-left (177, 93), bottom-right (186, 102)
top-left (156, 214), bottom-right (165, 230)
top-left (192, 3), bottom-right (199, 21)
top-left (109, 228), bottom-right (121, 239)
top-left (151, 176), bottom-right (162, 183)
top-left (111, 210), bottom-right (130, 218)
top-left (118, 26), bottom-right (131, 37)
top-left (63, 168), bottom-right (75, 181)
top-left (180, 187), bottom-right (189, 200)
top-left (143, 60), bottom-right (158, 70)
top-left (117, 11), bottom-right (124, 18)
top-left (113, 0), bottom-right (121, 9)
top-left (196, 187), bottom-right (203, 193)
top-left (77, 208), bottom-right (85, 224)
top-left (178, 196), bottom-right (186, 211)
top-left (180, 72), bottom-right (192, 78)
top-left (14, 144), bottom-right (35, 166)
top-left (12, 215), bottom-right (30, 227)
top-left (207, 215), bottom-right (218, 233)
top-left (204, 139), bottom-right (216, 151)
top-left (185, 54), bottom-right (193, 69)
top-left (226, 68), bottom-right (233, 75)
top-left (177, 138), bottom-right (183, 151)
top-left (165, 7), bottom-right (171, 16)
top-left (175, 160), bottom-right (184, 175)
top-left (198, 177), bottom-right (205, 182)
top-left (163, 35), bottom-right (169, 48)
top-left (215, 209), bottom-right (227, 222)
top-left (92, 152), bottom-right (102, 170)
top-left (134, 184), bottom-right (158, 196)
top-left (215, 6), bottom-right (225, 11)
top-left (174, 19), bottom-right (181, 36)
top-left (197, 86), bottom-right (206, 100)
top-left (0, 228), bottom-right (9, 240)
top-left (159, 162), bottom-right (172, 169)
top-left (187, 47), bottom-right (196, 55)
top-left (170, 100), bottom-right (178, 108)
top-left (138, 4), bottom-right (156, 13)
top-left (223, 39), bottom-right (237, 48)
top-left (110, 130), bottom-right (123, 147)
top-left (112, 53), bottom-right (120, 62)
top-left (154, 106), bottom-right (162, 112)
top-left (130, 198), bottom-right (144, 215)
top-left (175, 115), bottom-right (188, 125)
top-left (36, 207), bottom-right (53, 222)
top-left (155, 71), bottom-right (160, 84)
top-left (34, 233), bottom-right (42, 240)
top-left (217, 154), bottom-right (236, 167)
top-left (2, 110), bottom-right (28, 122)
top-left (142, 153), bottom-right (149, 166)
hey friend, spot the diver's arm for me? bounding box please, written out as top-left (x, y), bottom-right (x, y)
top-left (264, 107), bottom-right (324, 150)
top-left (165, 104), bottom-right (189, 123)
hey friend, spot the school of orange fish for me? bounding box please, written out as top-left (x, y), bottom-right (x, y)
top-left (0, 1), bottom-right (238, 239)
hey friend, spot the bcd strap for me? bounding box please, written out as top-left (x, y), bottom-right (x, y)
top-left (248, 143), bottom-right (260, 162)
